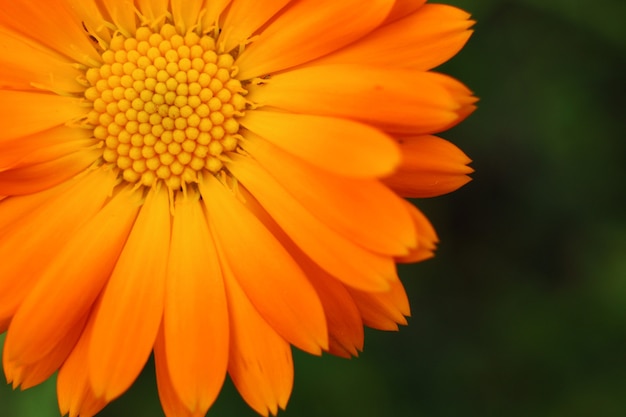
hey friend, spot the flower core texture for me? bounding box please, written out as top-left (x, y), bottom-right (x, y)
top-left (85, 24), bottom-right (247, 189)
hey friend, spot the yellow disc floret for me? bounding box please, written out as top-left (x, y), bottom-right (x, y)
top-left (84, 24), bottom-right (247, 189)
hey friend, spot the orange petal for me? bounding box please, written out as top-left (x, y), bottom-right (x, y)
top-left (0, 174), bottom-right (74, 236)
top-left (0, 90), bottom-right (86, 142)
top-left (218, 0), bottom-right (290, 52)
top-left (223, 259), bottom-right (293, 416)
top-left (135, 0), bottom-right (169, 30)
top-left (434, 74), bottom-right (479, 131)
top-left (0, 169), bottom-right (116, 325)
top-left (136, 0), bottom-right (169, 28)
top-left (154, 326), bottom-right (206, 417)
top-left (241, 134), bottom-right (415, 256)
top-left (0, 2), bottom-right (100, 65)
top-left (248, 65), bottom-right (468, 134)
top-left (3, 186), bottom-right (140, 366)
top-left (162, 192), bottom-right (229, 414)
top-left (170, 0), bottom-right (203, 33)
top-left (0, 125), bottom-right (93, 172)
top-left (68, 0), bottom-right (112, 45)
top-left (57, 310), bottom-right (108, 417)
top-left (234, 195), bottom-right (364, 358)
top-left (0, 25), bottom-right (83, 92)
top-left (227, 154), bottom-right (398, 291)
top-left (199, 0), bottom-right (232, 30)
top-left (383, 135), bottom-right (473, 198)
top-left (347, 278), bottom-right (411, 331)
top-left (384, 0), bottom-right (427, 23)
top-left (88, 186), bottom-right (170, 401)
top-left (0, 147), bottom-right (101, 196)
top-left (4, 315), bottom-right (86, 390)
top-left (305, 266), bottom-right (364, 358)
top-left (396, 202), bottom-right (439, 263)
top-left (240, 110), bottom-right (401, 178)
top-left (99, 0), bottom-right (137, 37)
top-left (3, 136), bottom-right (97, 171)
top-left (316, 4), bottom-right (474, 70)
top-left (235, 0), bottom-right (395, 79)
top-left (199, 174), bottom-right (328, 354)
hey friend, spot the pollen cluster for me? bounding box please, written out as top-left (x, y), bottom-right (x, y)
top-left (84, 24), bottom-right (247, 189)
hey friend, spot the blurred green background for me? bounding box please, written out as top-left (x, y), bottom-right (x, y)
top-left (2, 0), bottom-right (625, 416)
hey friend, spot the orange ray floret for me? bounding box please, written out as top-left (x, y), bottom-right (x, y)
top-left (248, 65), bottom-right (471, 134)
top-left (3, 187), bottom-right (140, 367)
top-left (57, 310), bottom-right (108, 417)
top-left (88, 187), bottom-right (170, 401)
top-left (0, 170), bottom-right (116, 333)
top-left (200, 174), bottom-right (328, 355)
top-left (240, 134), bottom-right (416, 255)
top-left (223, 262), bottom-right (294, 417)
top-left (240, 111), bottom-right (401, 178)
top-left (161, 191), bottom-right (229, 414)
top-left (384, 135), bottom-right (474, 198)
top-left (227, 154), bottom-right (399, 292)
top-left (397, 202), bottom-right (441, 264)
top-left (218, 0), bottom-right (291, 52)
top-left (318, 4), bottom-right (474, 71)
top-left (235, 0), bottom-right (395, 79)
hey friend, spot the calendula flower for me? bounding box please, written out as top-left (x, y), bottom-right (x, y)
top-left (0, 0), bottom-right (476, 416)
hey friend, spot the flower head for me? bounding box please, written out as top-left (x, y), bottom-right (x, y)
top-left (0, 1), bottom-right (476, 416)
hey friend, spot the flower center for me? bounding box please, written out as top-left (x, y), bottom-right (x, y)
top-left (84, 24), bottom-right (247, 189)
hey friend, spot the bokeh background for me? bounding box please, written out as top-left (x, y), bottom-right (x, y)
top-left (2, 0), bottom-right (625, 416)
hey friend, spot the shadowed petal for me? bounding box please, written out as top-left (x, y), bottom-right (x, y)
top-left (301, 264), bottom-right (364, 358)
top-left (241, 133), bottom-right (415, 256)
top-left (396, 202), bottom-right (439, 263)
top-left (4, 315), bottom-right (86, 390)
top-left (222, 258), bottom-right (294, 416)
top-left (227, 154), bottom-right (398, 291)
top-left (383, 135), bottom-right (473, 198)
top-left (384, 0), bottom-right (427, 23)
top-left (316, 4), bottom-right (474, 70)
top-left (0, 125), bottom-right (94, 172)
top-left (154, 326), bottom-right (207, 417)
top-left (0, 148), bottom-right (101, 196)
top-left (200, 174), bottom-right (328, 354)
top-left (57, 309), bottom-right (108, 417)
top-left (347, 278), bottom-right (411, 331)
top-left (234, 192), bottom-right (364, 358)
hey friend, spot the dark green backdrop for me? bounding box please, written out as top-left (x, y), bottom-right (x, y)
top-left (2, 0), bottom-right (625, 416)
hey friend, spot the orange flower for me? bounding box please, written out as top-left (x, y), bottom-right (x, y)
top-left (0, 1), bottom-right (476, 416)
